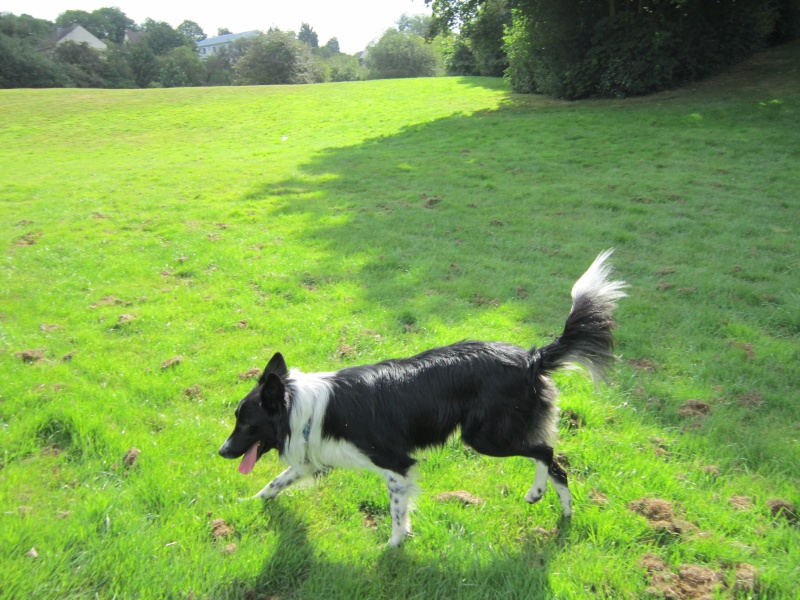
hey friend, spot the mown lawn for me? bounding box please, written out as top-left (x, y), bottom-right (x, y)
top-left (1, 42), bottom-right (799, 599)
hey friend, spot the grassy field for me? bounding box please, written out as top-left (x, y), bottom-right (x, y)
top-left (1, 41), bottom-right (799, 599)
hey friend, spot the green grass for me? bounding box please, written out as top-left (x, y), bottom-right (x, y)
top-left (1, 42), bottom-right (799, 599)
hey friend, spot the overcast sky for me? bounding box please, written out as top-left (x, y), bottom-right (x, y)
top-left (2, 0), bottom-right (433, 54)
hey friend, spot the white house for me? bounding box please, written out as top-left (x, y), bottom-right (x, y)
top-left (197, 31), bottom-right (260, 57)
top-left (54, 24), bottom-right (107, 52)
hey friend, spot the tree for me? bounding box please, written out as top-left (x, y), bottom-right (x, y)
top-left (159, 45), bottom-right (205, 87)
top-left (298, 22), bottom-right (319, 48)
top-left (397, 13), bottom-right (434, 37)
top-left (327, 53), bottom-right (362, 81)
top-left (141, 18), bottom-right (191, 55)
top-left (54, 40), bottom-right (106, 87)
top-left (92, 7), bottom-right (135, 43)
top-left (365, 29), bottom-right (440, 79)
top-left (0, 13), bottom-right (64, 88)
top-left (0, 33), bottom-right (66, 88)
top-left (324, 37), bottom-right (340, 53)
top-left (217, 28), bottom-right (232, 36)
top-left (55, 7), bottom-right (134, 43)
top-left (177, 20), bottom-right (206, 43)
top-left (235, 31), bottom-right (323, 85)
top-left (1, 12), bottom-right (55, 38)
top-left (429, 0), bottom-right (800, 98)
top-left (127, 39), bottom-right (159, 87)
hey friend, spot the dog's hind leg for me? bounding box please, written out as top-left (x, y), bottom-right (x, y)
top-left (524, 457), bottom-right (572, 517)
top-left (548, 458), bottom-right (572, 517)
top-left (382, 470), bottom-right (416, 547)
top-left (255, 466), bottom-right (306, 500)
top-left (524, 459), bottom-right (550, 504)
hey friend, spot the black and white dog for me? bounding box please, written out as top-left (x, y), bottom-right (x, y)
top-left (219, 250), bottom-right (625, 546)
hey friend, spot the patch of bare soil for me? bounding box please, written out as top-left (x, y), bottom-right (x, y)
top-left (729, 495), bottom-right (752, 510)
top-left (736, 391), bottom-right (764, 407)
top-left (16, 232), bottom-right (42, 246)
top-left (588, 490), bottom-right (608, 506)
top-left (628, 498), bottom-right (696, 535)
top-left (16, 349), bottom-right (45, 363)
top-left (184, 385), bottom-right (203, 399)
top-left (90, 296), bottom-right (129, 309)
top-left (767, 498), bottom-right (798, 524)
top-left (729, 341), bottom-right (756, 361)
top-left (641, 554), bottom-right (727, 600)
top-left (211, 518), bottom-right (234, 539)
top-left (628, 358), bottom-right (657, 371)
top-left (239, 367), bottom-right (261, 380)
top-left (435, 490), bottom-right (484, 506)
top-left (161, 356), bottom-right (183, 370)
top-left (123, 447), bottom-right (140, 468)
top-left (678, 399), bottom-right (711, 418)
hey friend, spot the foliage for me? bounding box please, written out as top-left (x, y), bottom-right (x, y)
top-left (177, 19), bottom-right (206, 43)
top-left (298, 22), bottom-right (319, 49)
top-left (366, 29), bottom-right (441, 79)
top-left (324, 37), bottom-right (340, 53)
top-left (326, 53), bottom-right (363, 81)
top-left (159, 45), bottom-right (205, 87)
top-left (0, 33), bottom-right (66, 88)
top-left (141, 18), bottom-right (192, 55)
top-left (397, 13), bottom-right (435, 37)
top-left (53, 41), bottom-right (107, 87)
top-left (235, 30), bottom-right (323, 85)
top-left (127, 39), bottom-right (160, 88)
top-left (0, 12), bottom-right (54, 38)
top-left (444, 37), bottom-right (478, 75)
top-left (55, 7), bottom-right (134, 44)
top-left (430, 0), bottom-right (800, 97)
top-left (446, 0), bottom-right (510, 76)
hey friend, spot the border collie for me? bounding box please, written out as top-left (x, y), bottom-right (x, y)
top-left (219, 250), bottom-right (625, 546)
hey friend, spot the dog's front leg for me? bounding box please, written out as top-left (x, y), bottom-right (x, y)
top-left (254, 466), bottom-right (304, 500)
top-left (383, 471), bottom-right (414, 546)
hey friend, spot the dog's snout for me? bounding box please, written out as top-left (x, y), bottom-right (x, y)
top-left (218, 440), bottom-right (234, 458)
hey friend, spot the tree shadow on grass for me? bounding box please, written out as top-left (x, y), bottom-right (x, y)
top-left (221, 502), bottom-right (569, 600)
top-left (238, 90), bottom-right (799, 479)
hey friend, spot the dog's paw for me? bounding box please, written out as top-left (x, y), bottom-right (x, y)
top-left (524, 487), bottom-right (545, 504)
top-left (253, 491), bottom-right (277, 501)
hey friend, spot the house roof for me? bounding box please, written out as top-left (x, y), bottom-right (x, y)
top-left (53, 23), bottom-right (107, 50)
top-left (124, 30), bottom-right (146, 44)
top-left (197, 30), bottom-right (260, 48)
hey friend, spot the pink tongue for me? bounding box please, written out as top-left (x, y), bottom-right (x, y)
top-left (238, 442), bottom-right (260, 474)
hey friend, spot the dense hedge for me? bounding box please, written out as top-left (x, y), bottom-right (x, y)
top-left (502, 0), bottom-right (800, 98)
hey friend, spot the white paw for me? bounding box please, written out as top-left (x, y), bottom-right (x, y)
top-left (525, 487), bottom-right (544, 504)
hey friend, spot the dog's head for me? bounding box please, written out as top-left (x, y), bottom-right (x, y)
top-left (218, 352), bottom-right (289, 474)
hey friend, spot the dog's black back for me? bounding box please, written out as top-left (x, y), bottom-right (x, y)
top-left (322, 341), bottom-right (544, 473)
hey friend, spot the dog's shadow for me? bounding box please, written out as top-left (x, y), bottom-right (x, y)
top-left (227, 501), bottom-right (570, 599)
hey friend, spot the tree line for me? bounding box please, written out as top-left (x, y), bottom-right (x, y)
top-left (5, 2), bottom-right (798, 96)
top-left (0, 8), bottom-right (443, 89)
top-left (428, 0), bottom-right (800, 98)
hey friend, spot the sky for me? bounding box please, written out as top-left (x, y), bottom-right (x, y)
top-left (2, 0), bottom-right (432, 54)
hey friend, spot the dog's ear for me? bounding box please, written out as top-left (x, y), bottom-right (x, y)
top-left (261, 372), bottom-right (285, 414)
top-left (260, 352), bottom-right (288, 383)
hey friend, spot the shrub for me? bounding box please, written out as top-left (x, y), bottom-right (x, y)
top-left (365, 29), bottom-right (440, 79)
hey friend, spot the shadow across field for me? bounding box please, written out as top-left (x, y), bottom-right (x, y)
top-left (220, 503), bottom-right (568, 599)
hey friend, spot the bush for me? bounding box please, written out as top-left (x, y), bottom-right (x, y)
top-left (501, 0), bottom-right (797, 99)
top-left (0, 34), bottom-right (67, 88)
top-left (327, 54), bottom-right (363, 82)
top-left (235, 31), bottom-right (322, 85)
top-left (365, 29), bottom-right (440, 79)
